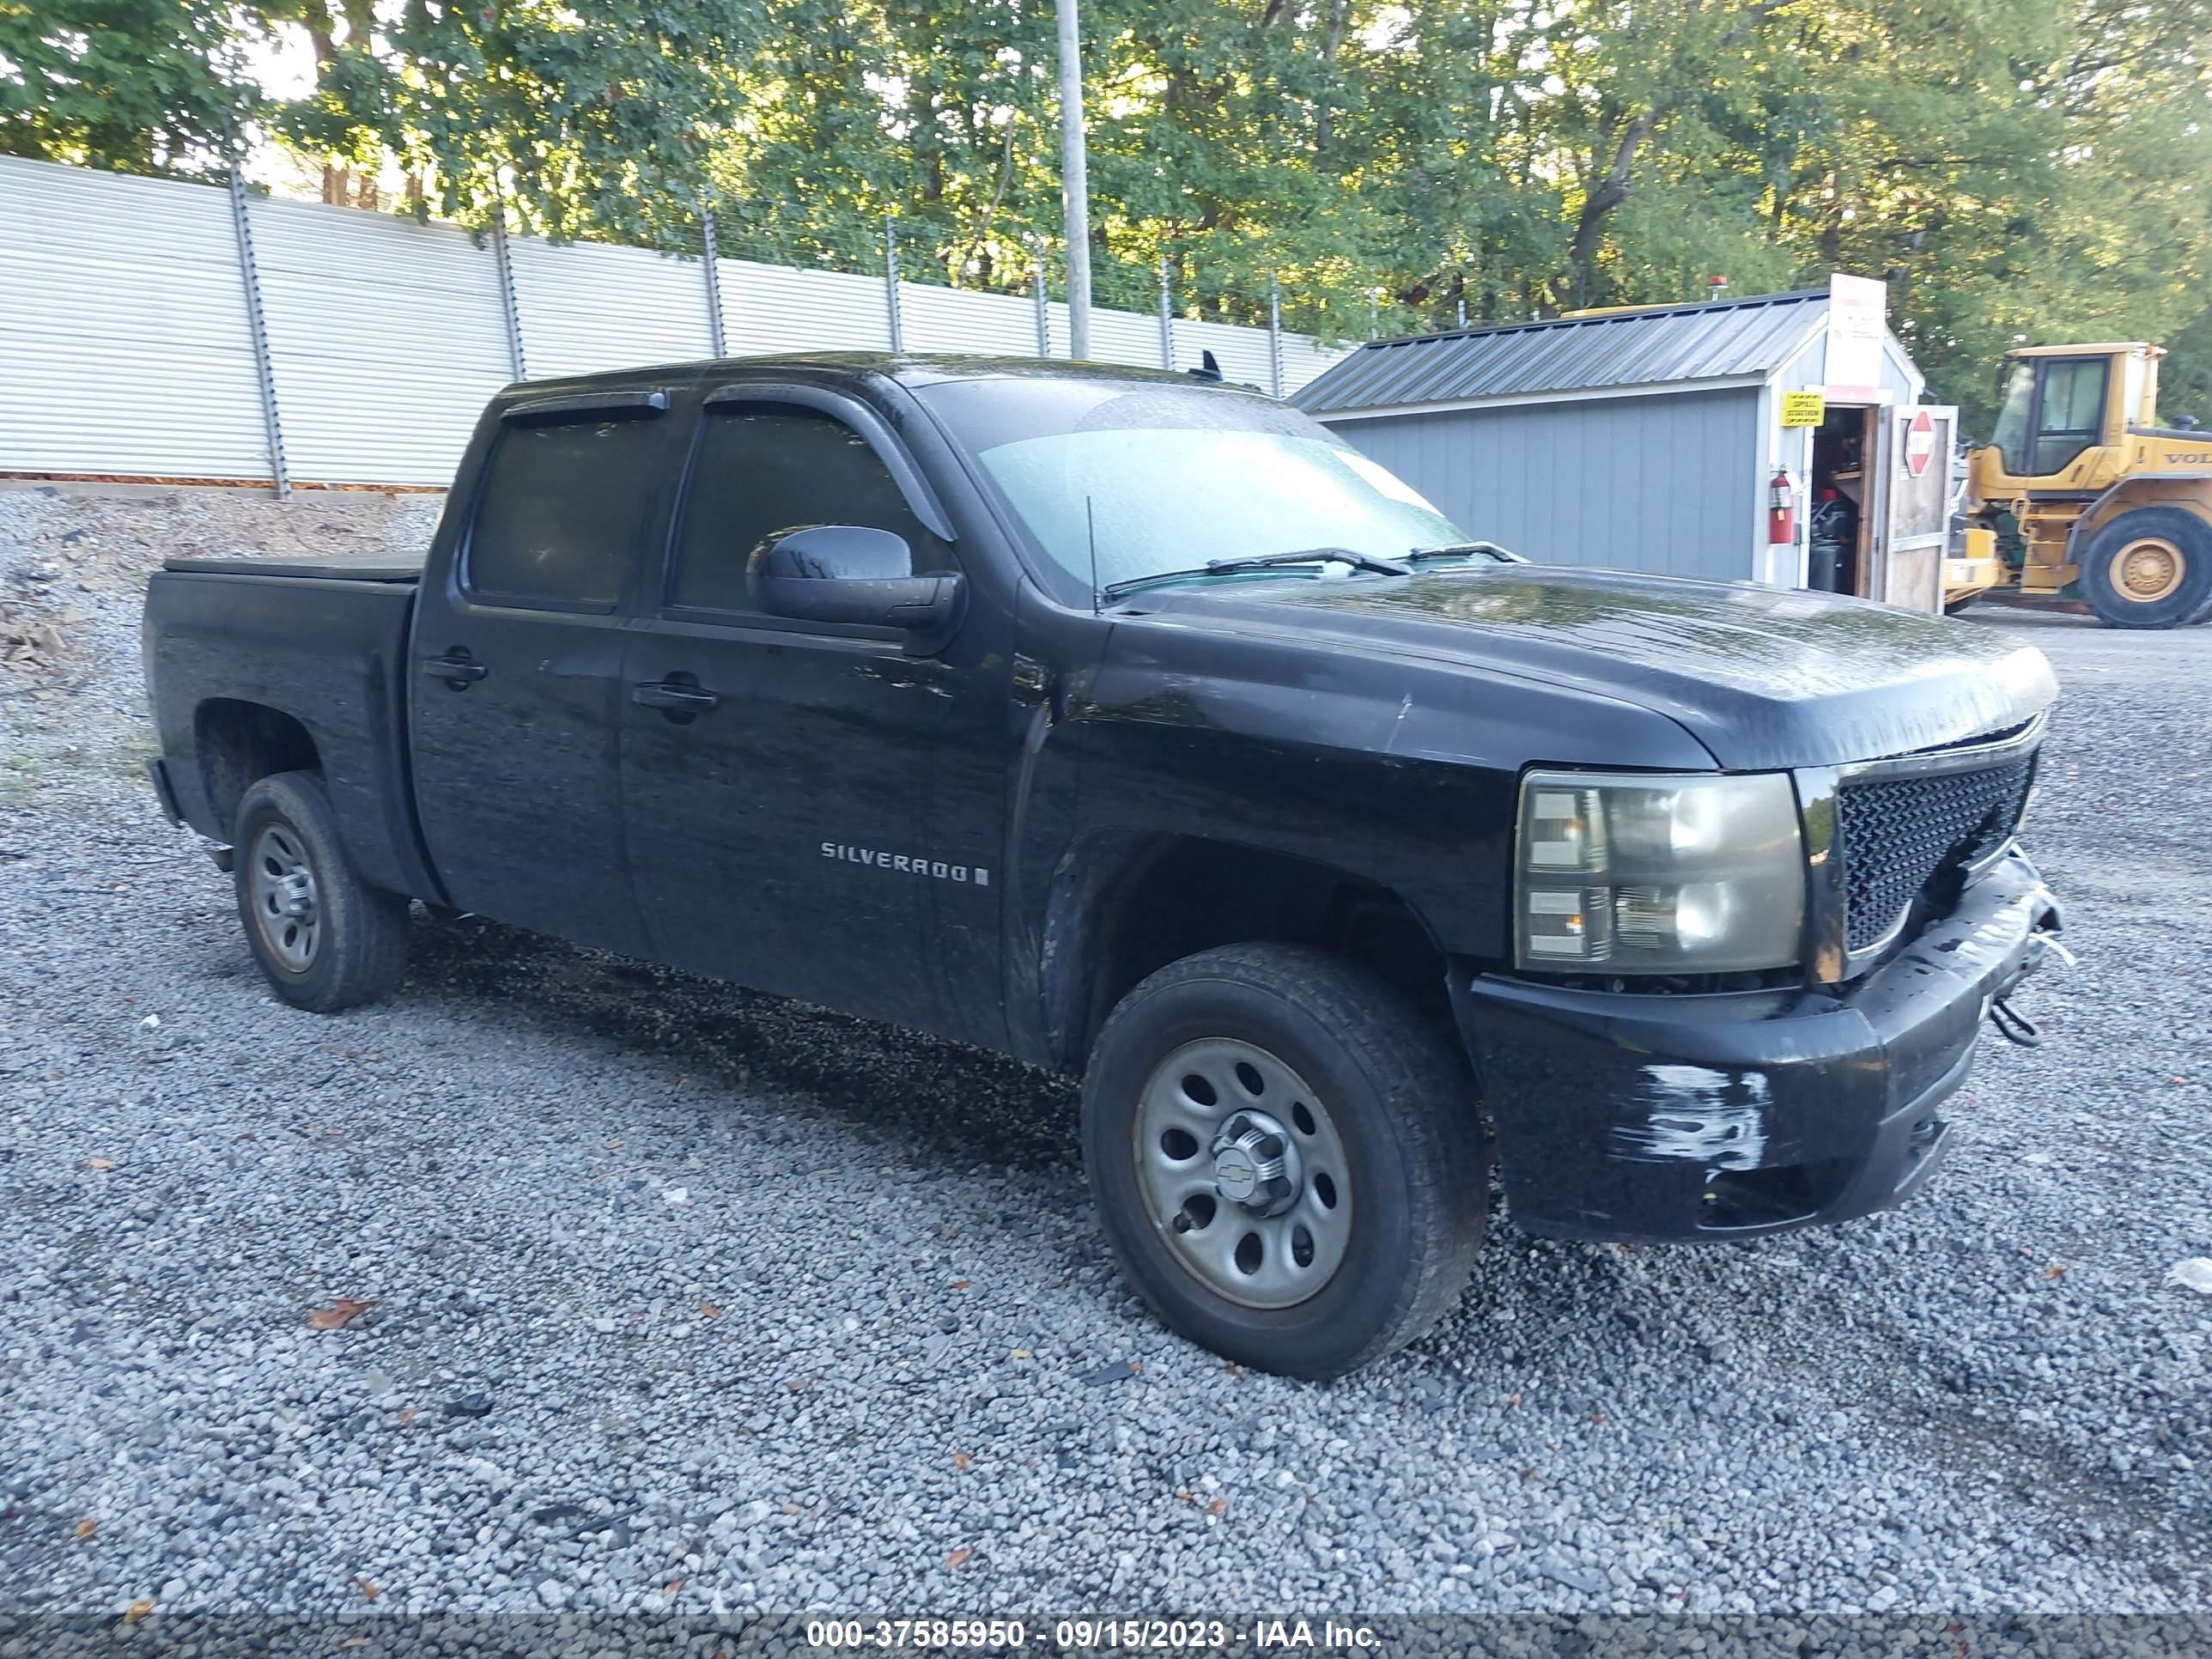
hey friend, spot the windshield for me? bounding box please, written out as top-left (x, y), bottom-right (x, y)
top-left (915, 376), bottom-right (1466, 595)
top-left (1990, 360), bottom-right (2035, 475)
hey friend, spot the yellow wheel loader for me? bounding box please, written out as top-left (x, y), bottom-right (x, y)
top-left (1946, 343), bottom-right (2212, 628)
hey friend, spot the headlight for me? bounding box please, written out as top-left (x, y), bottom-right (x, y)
top-left (1515, 770), bottom-right (1806, 974)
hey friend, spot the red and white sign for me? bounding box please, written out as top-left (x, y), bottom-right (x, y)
top-left (1825, 273), bottom-right (1887, 403)
top-left (1903, 408), bottom-right (1936, 478)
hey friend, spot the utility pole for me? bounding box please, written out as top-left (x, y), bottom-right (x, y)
top-left (1055, 0), bottom-right (1092, 360)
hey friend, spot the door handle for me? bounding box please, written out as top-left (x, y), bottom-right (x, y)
top-left (632, 678), bottom-right (721, 715)
top-left (423, 650), bottom-right (488, 689)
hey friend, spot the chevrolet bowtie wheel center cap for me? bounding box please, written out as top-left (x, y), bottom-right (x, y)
top-left (1210, 1112), bottom-right (1302, 1217)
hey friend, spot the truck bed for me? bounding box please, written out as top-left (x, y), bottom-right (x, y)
top-left (161, 550), bottom-right (425, 582)
top-left (144, 555), bottom-right (436, 902)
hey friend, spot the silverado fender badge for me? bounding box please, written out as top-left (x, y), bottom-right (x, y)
top-left (822, 842), bottom-right (990, 886)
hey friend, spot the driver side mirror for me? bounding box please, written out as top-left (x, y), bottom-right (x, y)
top-left (748, 525), bottom-right (963, 630)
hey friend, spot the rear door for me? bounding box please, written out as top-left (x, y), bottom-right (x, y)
top-left (1870, 404), bottom-right (1960, 613)
top-left (408, 388), bottom-right (675, 953)
top-left (618, 382), bottom-right (993, 1033)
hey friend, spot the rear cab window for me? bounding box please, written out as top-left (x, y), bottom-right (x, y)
top-left (465, 400), bottom-right (666, 611)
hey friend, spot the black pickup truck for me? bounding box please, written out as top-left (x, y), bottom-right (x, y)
top-left (143, 354), bottom-right (2067, 1377)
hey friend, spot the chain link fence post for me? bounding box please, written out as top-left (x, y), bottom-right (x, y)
top-left (1157, 258), bottom-right (1173, 369)
top-left (1032, 249), bottom-right (1052, 357)
top-left (225, 163), bottom-right (289, 498)
top-left (883, 216), bottom-right (904, 351)
top-left (489, 203), bottom-right (527, 380)
top-left (700, 209), bottom-right (727, 357)
top-left (1268, 276), bottom-right (1285, 397)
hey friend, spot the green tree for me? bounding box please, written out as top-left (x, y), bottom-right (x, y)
top-left (1750, 0), bottom-right (2212, 426)
top-left (714, 0), bottom-right (1065, 285)
top-left (9, 0), bottom-right (2209, 388)
top-left (277, 0), bottom-right (769, 244)
top-left (0, 0), bottom-right (267, 175)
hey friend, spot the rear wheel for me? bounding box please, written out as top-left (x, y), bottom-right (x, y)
top-left (233, 770), bottom-right (410, 1012)
top-left (1082, 943), bottom-right (1487, 1379)
top-left (2076, 507), bottom-right (2212, 629)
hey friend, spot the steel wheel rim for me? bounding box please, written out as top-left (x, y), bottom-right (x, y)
top-left (1133, 1037), bottom-right (1353, 1310)
top-left (248, 823), bottom-right (320, 972)
top-left (2112, 537), bottom-right (2184, 604)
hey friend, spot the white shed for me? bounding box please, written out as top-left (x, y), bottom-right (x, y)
top-left (1293, 277), bottom-right (1961, 611)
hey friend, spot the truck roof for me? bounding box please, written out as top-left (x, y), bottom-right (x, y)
top-left (493, 353), bottom-right (1241, 402)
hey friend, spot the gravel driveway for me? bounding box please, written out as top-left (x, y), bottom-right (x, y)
top-left (2, 487), bottom-right (2207, 1632)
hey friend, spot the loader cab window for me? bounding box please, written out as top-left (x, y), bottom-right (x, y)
top-left (2031, 358), bottom-right (2108, 474)
top-left (1990, 362), bottom-right (2035, 477)
top-left (1996, 357), bottom-right (2108, 478)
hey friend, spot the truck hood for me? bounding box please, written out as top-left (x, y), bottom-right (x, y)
top-left (1121, 566), bottom-right (2057, 769)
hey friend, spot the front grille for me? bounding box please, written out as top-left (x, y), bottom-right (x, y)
top-left (1835, 751), bottom-right (2035, 952)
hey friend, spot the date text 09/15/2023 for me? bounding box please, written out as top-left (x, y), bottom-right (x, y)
top-left (805, 1619), bottom-right (1383, 1650)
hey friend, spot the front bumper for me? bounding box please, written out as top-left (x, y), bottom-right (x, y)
top-left (1451, 848), bottom-right (2062, 1242)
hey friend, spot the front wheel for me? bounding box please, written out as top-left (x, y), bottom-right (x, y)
top-left (2076, 507), bottom-right (2212, 629)
top-left (233, 770), bottom-right (410, 1012)
top-left (1082, 944), bottom-right (1488, 1379)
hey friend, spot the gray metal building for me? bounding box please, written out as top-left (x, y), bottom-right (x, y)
top-left (1293, 283), bottom-right (1948, 605)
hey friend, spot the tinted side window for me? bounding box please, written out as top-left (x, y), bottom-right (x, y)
top-left (669, 408), bottom-right (945, 614)
top-left (467, 416), bottom-right (660, 608)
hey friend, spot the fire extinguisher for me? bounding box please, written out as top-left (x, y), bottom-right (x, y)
top-left (1768, 470), bottom-right (1796, 544)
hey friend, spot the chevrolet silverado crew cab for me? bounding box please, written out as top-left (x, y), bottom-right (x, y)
top-left (143, 354), bottom-right (2068, 1378)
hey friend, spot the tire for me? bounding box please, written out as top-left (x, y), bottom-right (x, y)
top-left (232, 770), bottom-right (410, 1012)
top-left (2075, 507), bottom-right (2212, 629)
top-left (1081, 943), bottom-right (1488, 1379)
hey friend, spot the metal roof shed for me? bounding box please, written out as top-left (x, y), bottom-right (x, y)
top-left (1293, 282), bottom-right (1942, 604)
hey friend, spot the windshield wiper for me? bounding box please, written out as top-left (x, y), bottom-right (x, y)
top-left (1102, 546), bottom-right (1413, 600)
top-left (1406, 540), bottom-right (1528, 565)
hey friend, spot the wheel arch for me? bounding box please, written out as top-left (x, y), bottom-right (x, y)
top-left (2069, 477), bottom-right (2212, 551)
top-left (193, 697), bottom-right (322, 833)
top-left (1038, 830), bottom-right (1455, 1074)
top-left (186, 696), bottom-right (441, 902)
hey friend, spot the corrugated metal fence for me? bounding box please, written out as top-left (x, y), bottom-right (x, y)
top-left (0, 155), bottom-right (1348, 490)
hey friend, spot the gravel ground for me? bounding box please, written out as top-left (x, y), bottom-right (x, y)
top-left (1, 485), bottom-right (2207, 1630)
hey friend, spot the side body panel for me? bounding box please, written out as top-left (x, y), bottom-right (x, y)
top-left (990, 589), bottom-right (1719, 1069)
top-left (1068, 617), bottom-right (1712, 960)
top-left (619, 611), bottom-right (977, 1030)
top-left (143, 568), bottom-right (441, 900)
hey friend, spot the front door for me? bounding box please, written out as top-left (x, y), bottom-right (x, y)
top-left (619, 389), bottom-right (993, 1035)
top-left (408, 392), bottom-right (673, 955)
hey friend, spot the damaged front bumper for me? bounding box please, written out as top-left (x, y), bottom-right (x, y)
top-left (1451, 848), bottom-right (2063, 1242)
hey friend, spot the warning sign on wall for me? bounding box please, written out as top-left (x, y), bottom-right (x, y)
top-left (1826, 273), bottom-right (1887, 399)
top-left (1903, 407), bottom-right (1937, 478)
top-left (1781, 391), bottom-right (1826, 427)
